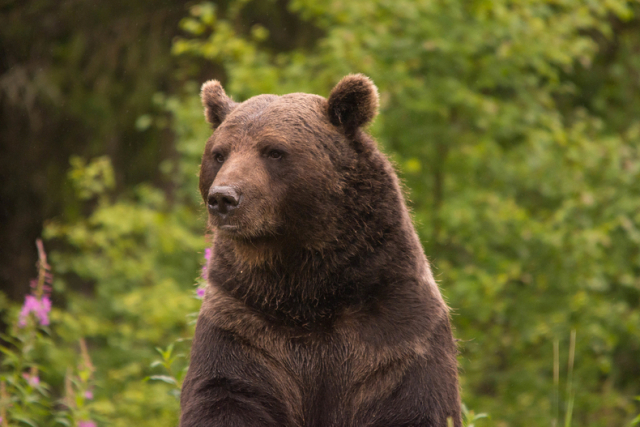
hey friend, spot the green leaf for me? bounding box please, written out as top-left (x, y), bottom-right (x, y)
top-left (148, 375), bottom-right (177, 385)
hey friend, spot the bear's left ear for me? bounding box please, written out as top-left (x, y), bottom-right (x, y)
top-left (201, 80), bottom-right (237, 128)
top-left (327, 74), bottom-right (379, 134)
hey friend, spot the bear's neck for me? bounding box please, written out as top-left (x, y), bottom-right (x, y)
top-left (209, 219), bottom-right (419, 329)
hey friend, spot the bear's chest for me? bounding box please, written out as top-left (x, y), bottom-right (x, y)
top-left (202, 289), bottom-right (425, 426)
top-left (249, 328), bottom-right (413, 427)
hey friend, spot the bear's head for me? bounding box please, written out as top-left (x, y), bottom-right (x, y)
top-left (199, 75), bottom-right (386, 258)
top-left (198, 76), bottom-right (422, 322)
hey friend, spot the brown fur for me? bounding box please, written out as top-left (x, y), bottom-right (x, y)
top-left (181, 75), bottom-right (461, 427)
top-left (201, 80), bottom-right (238, 128)
top-left (328, 74), bottom-right (379, 135)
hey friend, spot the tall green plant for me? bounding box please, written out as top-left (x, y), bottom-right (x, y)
top-left (42, 88), bottom-right (210, 426)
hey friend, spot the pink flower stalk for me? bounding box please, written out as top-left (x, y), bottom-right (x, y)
top-left (78, 421), bottom-right (97, 427)
top-left (20, 240), bottom-right (53, 328)
top-left (18, 295), bottom-right (51, 327)
top-left (85, 390), bottom-right (93, 399)
top-left (201, 248), bottom-right (212, 279)
top-left (196, 288), bottom-right (205, 298)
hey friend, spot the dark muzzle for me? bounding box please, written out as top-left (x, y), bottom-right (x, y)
top-left (208, 186), bottom-right (241, 217)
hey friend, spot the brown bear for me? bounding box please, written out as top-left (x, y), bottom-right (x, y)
top-left (180, 75), bottom-right (461, 427)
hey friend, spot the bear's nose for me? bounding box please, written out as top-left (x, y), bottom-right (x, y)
top-left (208, 186), bottom-right (241, 216)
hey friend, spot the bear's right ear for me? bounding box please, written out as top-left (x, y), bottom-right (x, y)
top-left (327, 74), bottom-right (379, 135)
top-left (201, 80), bottom-right (237, 128)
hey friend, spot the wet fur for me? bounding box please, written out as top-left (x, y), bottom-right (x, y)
top-left (181, 75), bottom-right (461, 426)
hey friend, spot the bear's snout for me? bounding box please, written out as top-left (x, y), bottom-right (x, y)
top-left (208, 186), bottom-right (241, 218)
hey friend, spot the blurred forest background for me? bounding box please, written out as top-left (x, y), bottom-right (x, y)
top-left (1, 0), bottom-right (640, 426)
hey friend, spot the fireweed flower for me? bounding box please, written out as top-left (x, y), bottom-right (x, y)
top-left (85, 390), bottom-right (93, 399)
top-left (78, 421), bottom-right (97, 427)
top-left (18, 295), bottom-right (51, 327)
top-left (19, 239), bottom-right (53, 328)
top-left (201, 248), bottom-right (212, 279)
top-left (21, 373), bottom-right (40, 386)
top-left (197, 248), bottom-right (211, 298)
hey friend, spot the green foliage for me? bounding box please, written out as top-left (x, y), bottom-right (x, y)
top-left (39, 89), bottom-right (210, 426)
top-left (461, 404), bottom-right (488, 427)
top-left (146, 341), bottom-right (190, 401)
top-left (67, 157), bottom-right (115, 201)
top-left (632, 398), bottom-right (640, 426)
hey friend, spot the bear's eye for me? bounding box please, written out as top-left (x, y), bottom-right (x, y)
top-left (267, 149), bottom-right (284, 160)
top-left (213, 153), bottom-right (225, 163)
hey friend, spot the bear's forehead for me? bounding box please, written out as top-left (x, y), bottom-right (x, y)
top-left (223, 93), bottom-right (329, 128)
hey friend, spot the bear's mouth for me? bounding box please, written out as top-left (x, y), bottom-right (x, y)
top-left (219, 224), bottom-right (240, 232)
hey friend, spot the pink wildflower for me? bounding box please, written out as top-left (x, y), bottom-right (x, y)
top-left (196, 288), bottom-right (205, 298)
top-left (85, 390), bottom-right (93, 399)
top-left (201, 248), bottom-right (212, 279)
top-left (78, 421), bottom-right (97, 427)
top-left (21, 373), bottom-right (40, 386)
top-left (18, 295), bottom-right (51, 327)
